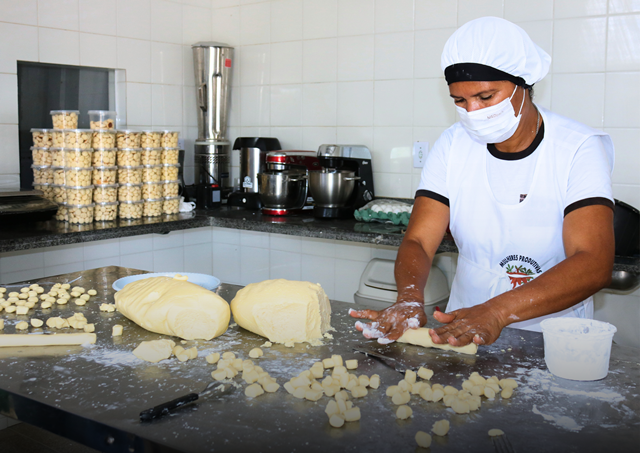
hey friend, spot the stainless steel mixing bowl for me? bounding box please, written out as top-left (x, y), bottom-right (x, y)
top-left (308, 170), bottom-right (360, 208)
top-left (257, 170), bottom-right (308, 209)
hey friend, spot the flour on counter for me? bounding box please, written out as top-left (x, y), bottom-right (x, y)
top-left (532, 405), bottom-right (583, 432)
top-left (519, 368), bottom-right (625, 403)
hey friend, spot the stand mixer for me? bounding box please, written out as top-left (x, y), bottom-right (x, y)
top-left (309, 145), bottom-right (375, 219)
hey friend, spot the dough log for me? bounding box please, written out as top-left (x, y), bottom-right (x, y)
top-left (114, 277), bottom-right (230, 340)
top-left (0, 333), bottom-right (96, 347)
top-left (398, 328), bottom-right (478, 355)
top-left (230, 279), bottom-right (332, 345)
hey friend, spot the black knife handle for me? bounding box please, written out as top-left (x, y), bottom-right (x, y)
top-left (140, 392), bottom-right (199, 421)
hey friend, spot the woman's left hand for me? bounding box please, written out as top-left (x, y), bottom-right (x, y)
top-left (429, 304), bottom-right (507, 346)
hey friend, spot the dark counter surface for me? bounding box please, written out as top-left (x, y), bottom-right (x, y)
top-left (0, 207), bottom-right (637, 274)
top-left (0, 266), bottom-right (638, 453)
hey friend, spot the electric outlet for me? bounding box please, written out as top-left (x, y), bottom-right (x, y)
top-left (178, 138), bottom-right (185, 149)
top-left (413, 141), bottom-right (428, 168)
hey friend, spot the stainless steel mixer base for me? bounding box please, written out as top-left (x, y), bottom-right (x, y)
top-left (194, 141), bottom-right (230, 189)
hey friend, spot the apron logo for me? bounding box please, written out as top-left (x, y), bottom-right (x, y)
top-left (499, 255), bottom-right (542, 289)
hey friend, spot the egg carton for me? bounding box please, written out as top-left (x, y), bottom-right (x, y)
top-left (353, 199), bottom-right (412, 226)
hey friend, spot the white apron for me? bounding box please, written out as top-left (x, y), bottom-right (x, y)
top-left (446, 108), bottom-right (614, 331)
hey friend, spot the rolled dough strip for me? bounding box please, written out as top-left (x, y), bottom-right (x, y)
top-left (0, 333), bottom-right (97, 347)
top-left (398, 328), bottom-right (478, 355)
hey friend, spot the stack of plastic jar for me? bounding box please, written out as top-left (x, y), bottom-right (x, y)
top-left (31, 128), bottom-right (53, 198)
top-left (90, 111), bottom-right (118, 224)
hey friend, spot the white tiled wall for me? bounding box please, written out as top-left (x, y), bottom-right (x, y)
top-left (213, 0), bottom-right (639, 207)
top-left (0, 0), bottom-right (216, 188)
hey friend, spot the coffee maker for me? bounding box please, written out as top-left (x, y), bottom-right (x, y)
top-left (227, 137), bottom-right (281, 209)
top-left (258, 150), bottom-right (320, 216)
top-left (309, 145), bottom-right (375, 219)
top-left (192, 42), bottom-right (234, 209)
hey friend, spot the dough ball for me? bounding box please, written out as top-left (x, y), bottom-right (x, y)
top-left (115, 277), bottom-right (230, 340)
top-left (329, 414), bottom-right (345, 428)
top-left (344, 407), bottom-right (361, 422)
top-left (417, 367), bottom-right (434, 380)
top-left (249, 347), bottom-right (263, 358)
top-left (133, 339), bottom-right (176, 363)
top-left (245, 383), bottom-right (264, 398)
top-left (230, 279), bottom-right (332, 345)
top-left (206, 353), bottom-right (220, 364)
top-left (488, 429), bottom-right (505, 437)
top-left (432, 419), bottom-right (450, 436)
top-left (501, 388), bottom-right (513, 399)
top-left (396, 405), bottom-right (413, 419)
top-left (415, 431), bottom-right (432, 448)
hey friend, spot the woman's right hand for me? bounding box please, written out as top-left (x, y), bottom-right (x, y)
top-left (349, 300), bottom-right (428, 344)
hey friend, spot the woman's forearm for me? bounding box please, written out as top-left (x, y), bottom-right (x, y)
top-left (394, 238), bottom-right (432, 305)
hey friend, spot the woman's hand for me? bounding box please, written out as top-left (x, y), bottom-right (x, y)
top-left (429, 304), bottom-right (507, 346)
top-left (349, 301), bottom-right (428, 344)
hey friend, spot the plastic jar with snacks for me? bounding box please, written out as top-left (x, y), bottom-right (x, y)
top-left (117, 148), bottom-right (142, 166)
top-left (64, 167), bottom-right (93, 186)
top-left (92, 147), bottom-right (117, 166)
top-left (119, 200), bottom-right (144, 219)
top-left (143, 198), bottom-right (164, 217)
top-left (88, 110), bottom-right (117, 130)
top-left (118, 183), bottom-right (142, 202)
top-left (50, 110), bottom-right (79, 129)
top-left (162, 163), bottom-right (180, 181)
top-left (141, 147), bottom-right (162, 165)
top-left (64, 148), bottom-right (93, 167)
top-left (32, 165), bottom-right (53, 184)
top-left (142, 181), bottom-right (164, 199)
top-left (161, 131), bottom-right (179, 147)
top-left (55, 203), bottom-right (69, 222)
top-left (31, 147), bottom-right (52, 166)
top-left (65, 186), bottom-right (94, 205)
top-left (162, 180), bottom-right (180, 197)
top-left (93, 183), bottom-right (119, 203)
top-left (50, 148), bottom-right (65, 166)
top-left (118, 165), bottom-right (143, 184)
top-left (93, 166), bottom-right (118, 185)
top-left (68, 203), bottom-right (95, 224)
top-left (163, 196), bottom-right (180, 215)
top-left (142, 165), bottom-right (162, 183)
top-left (52, 129), bottom-right (92, 149)
top-left (161, 147), bottom-right (180, 164)
top-left (94, 201), bottom-right (119, 221)
top-left (140, 131), bottom-right (162, 148)
top-left (116, 130), bottom-right (141, 148)
top-left (33, 183), bottom-right (54, 200)
top-left (31, 129), bottom-right (52, 148)
top-left (52, 166), bottom-right (65, 184)
top-left (51, 184), bottom-right (67, 203)
top-left (92, 130), bottom-right (116, 148)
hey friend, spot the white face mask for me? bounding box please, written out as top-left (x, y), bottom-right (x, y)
top-left (456, 85), bottom-right (525, 144)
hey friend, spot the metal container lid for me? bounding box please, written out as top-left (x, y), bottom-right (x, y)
top-left (192, 41), bottom-right (233, 49)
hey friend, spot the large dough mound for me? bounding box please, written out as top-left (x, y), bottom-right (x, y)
top-left (114, 277), bottom-right (230, 340)
top-left (230, 279), bottom-right (332, 345)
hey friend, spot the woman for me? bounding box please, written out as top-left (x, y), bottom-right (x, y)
top-left (350, 17), bottom-right (615, 347)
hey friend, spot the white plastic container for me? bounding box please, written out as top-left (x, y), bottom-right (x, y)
top-left (540, 318), bottom-right (617, 381)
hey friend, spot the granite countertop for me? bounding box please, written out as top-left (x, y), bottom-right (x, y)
top-left (0, 207), bottom-right (637, 275)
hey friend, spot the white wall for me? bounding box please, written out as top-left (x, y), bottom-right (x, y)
top-left (213, 0), bottom-right (640, 207)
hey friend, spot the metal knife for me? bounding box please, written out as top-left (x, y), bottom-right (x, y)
top-left (140, 381), bottom-right (235, 421)
top-left (353, 347), bottom-right (422, 374)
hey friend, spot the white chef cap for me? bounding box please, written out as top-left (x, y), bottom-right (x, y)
top-left (441, 17), bottom-right (551, 87)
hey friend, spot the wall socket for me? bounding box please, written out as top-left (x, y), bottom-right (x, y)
top-left (413, 141), bottom-right (428, 168)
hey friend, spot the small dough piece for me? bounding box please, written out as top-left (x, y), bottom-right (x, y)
top-left (417, 367), bottom-right (434, 380)
top-left (114, 276), bottom-right (230, 340)
top-left (484, 387), bottom-right (496, 399)
top-left (16, 321), bottom-right (29, 330)
top-left (249, 348), bottom-right (263, 358)
top-left (323, 358), bottom-right (335, 368)
top-left (206, 353), bottom-right (220, 364)
top-left (263, 382), bottom-right (280, 393)
top-left (133, 339), bottom-right (176, 363)
top-left (452, 399), bottom-right (470, 414)
top-left (230, 279), bottom-right (332, 345)
top-left (329, 414), bottom-right (345, 428)
top-left (432, 419), bottom-right (450, 437)
top-left (396, 405), bottom-right (413, 419)
top-left (222, 351), bottom-right (235, 360)
top-left (405, 369), bottom-right (417, 384)
top-left (392, 391), bottom-right (410, 405)
top-left (369, 374), bottom-right (380, 389)
top-left (5, 306), bottom-right (16, 313)
top-left (31, 319), bottom-right (44, 328)
top-left (345, 359), bottom-right (358, 370)
top-left (344, 407), bottom-right (361, 422)
top-left (112, 324), bottom-right (123, 336)
top-left (499, 378), bottom-right (518, 390)
top-left (75, 299), bottom-right (86, 306)
top-left (16, 306), bottom-right (29, 315)
top-left (386, 385), bottom-right (399, 397)
top-left (398, 328), bottom-right (478, 354)
top-left (488, 429), bottom-right (505, 437)
top-left (80, 294), bottom-right (90, 301)
top-left (501, 388), bottom-right (513, 399)
top-left (351, 386), bottom-right (368, 398)
top-left (186, 346), bottom-right (198, 359)
top-left (415, 431), bottom-right (432, 448)
top-left (84, 323), bottom-right (95, 333)
top-left (245, 383), bottom-right (265, 398)
top-left (444, 385), bottom-right (458, 395)
top-left (431, 388), bottom-right (444, 402)
top-left (325, 400), bottom-right (339, 417)
top-left (331, 355), bottom-right (343, 367)
top-left (88, 289), bottom-right (97, 296)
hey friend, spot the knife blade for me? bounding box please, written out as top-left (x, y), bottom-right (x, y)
top-left (140, 381), bottom-right (235, 421)
top-left (353, 347), bottom-right (422, 374)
